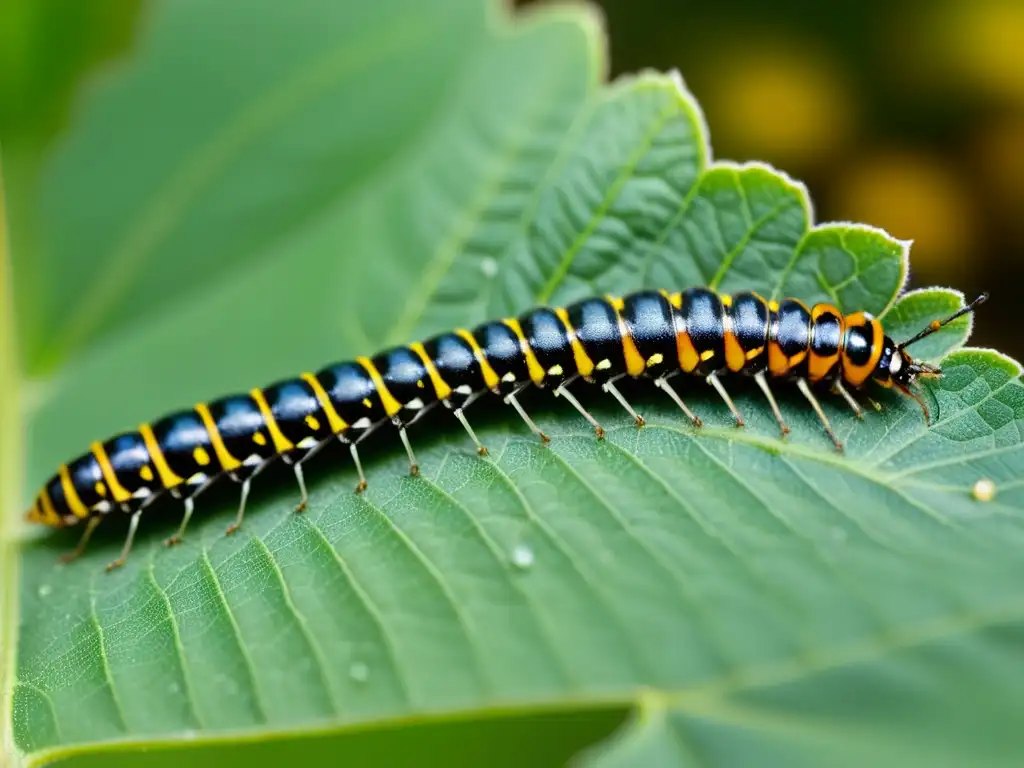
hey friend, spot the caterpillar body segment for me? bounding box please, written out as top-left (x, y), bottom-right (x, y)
top-left (25, 287), bottom-right (988, 571)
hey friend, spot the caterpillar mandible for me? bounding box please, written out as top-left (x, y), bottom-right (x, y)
top-left (25, 287), bottom-right (988, 571)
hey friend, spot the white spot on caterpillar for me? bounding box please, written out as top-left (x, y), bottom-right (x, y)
top-left (596, 359), bottom-right (612, 370)
top-left (296, 436), bottom-right (318, 450)
top-left (243, 454), bottom-right (263, 466)
top-left (352, 417), bottom-right (372, 430)
top-left (548, 364), bottom-right (563, 376)
top-left (646, 353), bottom-right (664, 367)
top-left (502, 372), bottom-right (516, 383)
top-left (455, 384), bottom-right (473, 395)
top-left (405, 397), bottom-right (425, 410)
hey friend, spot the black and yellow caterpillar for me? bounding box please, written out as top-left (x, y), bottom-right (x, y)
top-left (25, 287), bottom-right (987, 570)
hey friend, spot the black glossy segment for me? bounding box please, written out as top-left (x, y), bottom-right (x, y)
top-left (844, 325), bottom-right (873, 367)
top-left (262, 378), bottom-right (332, 451)
top-left (67, 451), bottom-right (107, 510)
top-left (422, 332), bottom-right (482, 406)
top-left (876, 339), bottom-right (896, 377)
top-left (44, 473), bottom-right (71, 519)
top-left (209, 394), bottom-right (274, 465)
top-left (775, 299), bottom-right (812, 357)
top-left (373, 346), bottom-right (440, 413)
top-left (315, 362), bottom-right (386, 437)
top-left (519, 308), bottom-right (572, 384)
top-left (566, 297), bottom-right (623, 379)
top-left (729, 292), bottom-right (770, 352)
top-left (622, 291), bottom-right (676, 377)
top-left (811, 311), bottom-right (843, 358)
top-left (473, 321), bottom-right (529, 394)
top-left (152, 410), bottom-right (214, 488)
top-left (680, 287), bottom-right (725, 373)
top-left (101, 432), bottom-right (155, 495)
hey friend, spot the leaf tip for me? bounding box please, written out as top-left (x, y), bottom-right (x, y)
top-left (605, 67), bottom-right (713, 171)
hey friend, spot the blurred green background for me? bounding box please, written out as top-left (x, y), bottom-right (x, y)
top-left (2, 0), bottom-right (1022, 356)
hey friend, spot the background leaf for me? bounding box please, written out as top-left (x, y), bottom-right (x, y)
top-left (6, 1), bottom-right (1023, 766)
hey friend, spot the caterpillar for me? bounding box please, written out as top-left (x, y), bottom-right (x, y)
top-left (25, 287), bottom-right (987, 571)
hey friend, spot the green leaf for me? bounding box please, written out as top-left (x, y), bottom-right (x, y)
top-left (6, 1), bottom-right (1024, 766)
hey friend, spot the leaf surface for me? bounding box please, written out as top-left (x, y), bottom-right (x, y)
top-left (6, 1), bottom-right (1024, 766)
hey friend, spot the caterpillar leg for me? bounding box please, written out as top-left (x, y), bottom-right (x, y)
top-left (289, 438), bottom-right (333, 512)
top-left (338, 437), bottom-right (369, 493)
top-left (706, 371), bottom-right (745, 427)
top-left (164, 497), bottom-right (195, 547)
top-left (164, 475), bottom-right (217, 546)
top-left (832, 381), bottom-right (864, 419)
top-left (504, 387), bottom-right (549, 444)
top-left (602, 375), bottom-right (645, 427)
top-left (753, 371), bottom-right (790, 437)
top-left (897, 384), bottom-right (932, 426)
top-left (453, 406), bottom-right (487, 456)
top-left (654, 374), bottom-right (702, 428)
top-left (390, 418), bottom-right (421, 476)
top-left (106, 508), bottom-right (143, 571)
top-left (797, 378), bottom-right (843, 451)
top-left (293, 462), bottom-right (310, 512)
top-left (58, 515), bottom-right (102, 565)
top-left (225, 477), bottom-right (253, 535)
top-left (554, 378), bottom-right (605, 439)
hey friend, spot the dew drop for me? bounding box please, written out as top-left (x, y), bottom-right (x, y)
top-left (972, 478), bottom-right (996, 502)
top-left (510, 543), bottom-right (534, 570)
top-left (37, 584), bottom-right (52, 598)
top-left (480, 257), bottom-right (499, 278)
top-left (349, 661), bottom-right (370, 683)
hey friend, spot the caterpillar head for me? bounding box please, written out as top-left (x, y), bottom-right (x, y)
top-left (876, 292), bottom-right (989, 422)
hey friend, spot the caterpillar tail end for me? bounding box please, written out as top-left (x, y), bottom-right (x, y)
top-left (105, 558), bottom-right (126, 572)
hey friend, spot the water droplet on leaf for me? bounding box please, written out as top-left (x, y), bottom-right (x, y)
top-left (510, 543), bottom-right (534, 569)
top-left (972, 478), bottom-right (996, 502)
top-left (480, 257), bottom-right (498, 277)
top-left (349, 661), bottom-right (370, 682)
